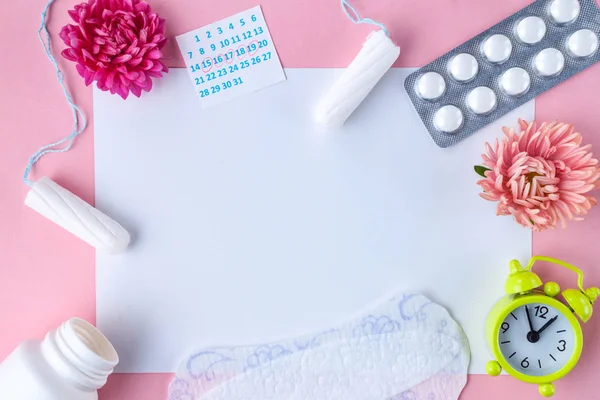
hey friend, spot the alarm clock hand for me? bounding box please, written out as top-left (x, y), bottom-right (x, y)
top-left (525, 306), bottom-right (536, 333)
top-left (536, 315), bottom-right (558, 336)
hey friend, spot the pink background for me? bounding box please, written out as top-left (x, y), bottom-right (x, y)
top-left (1, 0), bottom-right (600, 398)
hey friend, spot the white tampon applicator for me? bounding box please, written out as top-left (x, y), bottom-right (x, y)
top-left (315, 1), bottom-right (400, 128)
top-left (22, 0), bottom-right (131, 254)
top-left (25, 178), bottom-right (130, 253)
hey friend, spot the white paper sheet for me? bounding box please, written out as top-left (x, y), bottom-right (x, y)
top-left (94, 68), bottom-right (533, 373)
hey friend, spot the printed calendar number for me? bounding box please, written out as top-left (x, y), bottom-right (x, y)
top-left (247, 42), bottom-right (258, 53)
top-left (213, 55), bottom-right (224, 65)
top-left (188, 23), bottom-right (270, 71)
top-left (199, 77), bottom-right (245, 95)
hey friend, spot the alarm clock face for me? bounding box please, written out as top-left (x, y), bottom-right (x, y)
top-left (498, 302), bottom-right (576, 377)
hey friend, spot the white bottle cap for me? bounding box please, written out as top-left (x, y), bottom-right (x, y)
top-left (41, 318), bottom-right (119, 390)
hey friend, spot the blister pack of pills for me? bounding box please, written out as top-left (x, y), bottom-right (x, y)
top-left (405, 0), bottom-right (600, 148)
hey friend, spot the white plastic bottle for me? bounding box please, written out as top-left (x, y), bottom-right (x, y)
top-left (0, 318), bottom-right (118, 400)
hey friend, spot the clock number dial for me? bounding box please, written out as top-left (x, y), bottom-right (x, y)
top-left (534, 305), bottom-right (549, 319)
top-left (498, 303), bottom-right (576, 377)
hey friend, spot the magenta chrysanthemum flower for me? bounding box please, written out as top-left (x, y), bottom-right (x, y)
top-left (477, 119), bottom-right (600, 231)
top-left (60, 0), bottom-right (168, 99)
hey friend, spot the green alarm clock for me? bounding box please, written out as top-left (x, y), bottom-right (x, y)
top-left (486, 256), bottom-right (599, 397)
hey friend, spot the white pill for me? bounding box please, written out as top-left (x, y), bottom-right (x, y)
top-left (568, 29), bottom-right (599, 58)
top-left (448, 53), bottom-right (479, 82)
top-left (549, 0), bottom-right (580, 25)
top-left (434, 105), bottom-right (463, 133)
top-left (516, 16), bottom-right (547, 44)
top-left (500, 67), bottom-right (531, 96)
top-left (416, 72), bottom-right (446, 100)
top-left (482, 34), bottom-right (513, 63)
top-left (467, 87), bottom-right (497, 115)
top-left (534, 48), bottom-right (565, 77)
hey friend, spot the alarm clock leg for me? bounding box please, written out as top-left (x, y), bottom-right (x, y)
top-left (539, 383), bottom-right (555, 397)
top-left (486, 360), bottom-right (502, 376)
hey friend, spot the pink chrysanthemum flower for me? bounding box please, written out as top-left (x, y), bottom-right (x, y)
top-left (477, 119), bottom-right (600, 231)
top-left (60, 0), bottom-right (168, 99)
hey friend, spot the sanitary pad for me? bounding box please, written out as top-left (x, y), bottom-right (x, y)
top-left (168, 294), bottom-right (470, 400)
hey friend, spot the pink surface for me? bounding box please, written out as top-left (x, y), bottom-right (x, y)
top-left (1, 0), bottom-right (600, 399)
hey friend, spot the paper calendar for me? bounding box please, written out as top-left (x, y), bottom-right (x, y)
top-left (176, 6), bottom-right (286, 108)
